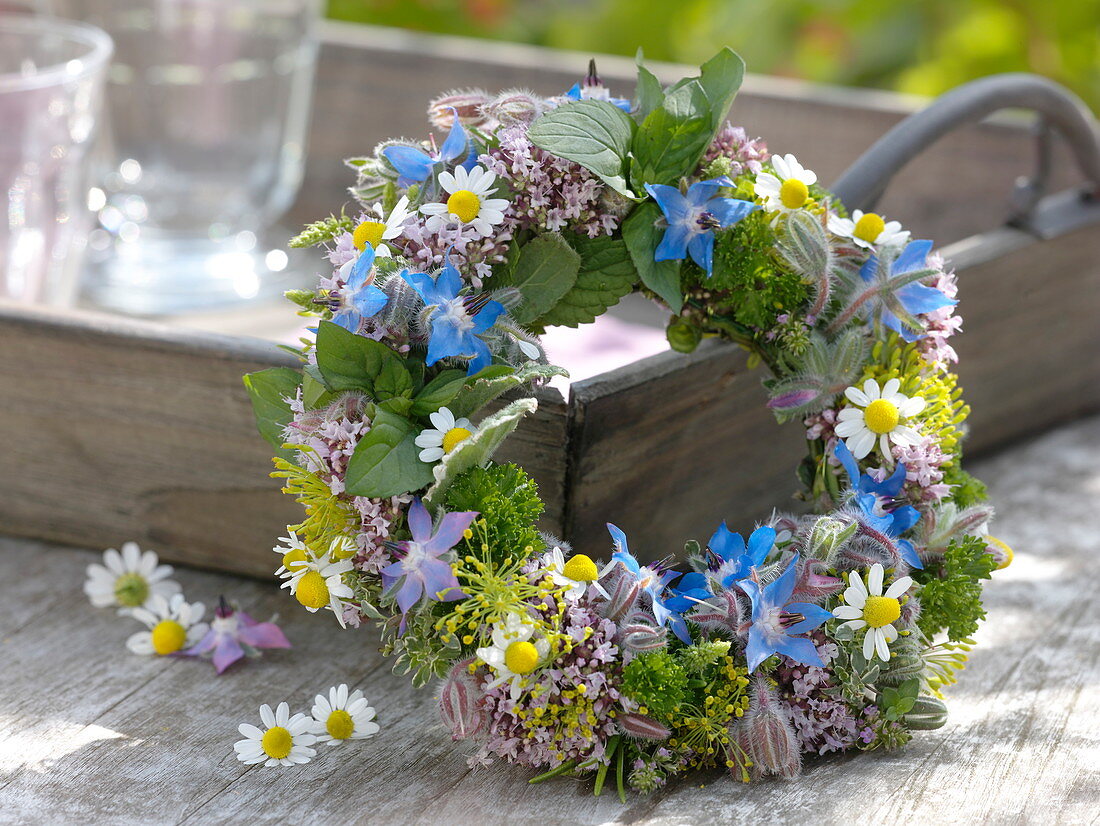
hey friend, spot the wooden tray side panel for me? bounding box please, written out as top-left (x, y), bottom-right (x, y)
top-left (0, 306), bottom-right (569, 576)
top-left (564, 343), bottom-right (812, 555)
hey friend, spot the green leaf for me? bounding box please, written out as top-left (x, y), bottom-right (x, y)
top-left (527, 99), bottom-right (637, 198)
top-left (697, 47), bottom-right (746, 132)
top-left (410, 369), bottom-right (467, 416)
top-left (301, 364), bottom-right (334, 409)
top-left (634, 49), bottom-right (664, 120)
top-left (630, 80), bottom-right (713, 188)
top-left (315, 321), bottom-right (412, 400)
top-left (508, 233), bottom-right (582, 325)
top-left (423, 398), bottom-right (538, 509)
top-left (242, 367), bottom-right (301, 452)
top-left (448, 362), bottom-right (568, 421)
top-left (535, 234), bottom-right (637, 328)
top-left (344, 408), bottom-right (435, 498)
top-left (622, 201), bottom-right (683, 313)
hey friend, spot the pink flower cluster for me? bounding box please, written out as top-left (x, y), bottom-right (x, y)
top-left (697, 122), bottom-right (769, 177)
top-left (481, 124), bottom-right (620, 239)
top-left (917, 254), bottom-right (963, 370)
top-left (775, 636), bottom-right (862, 755)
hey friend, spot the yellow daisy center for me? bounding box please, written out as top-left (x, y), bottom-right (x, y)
top-left (261, 726), bottom-right (293, 760)
top-left (151, 619), bottom-right (188, 655)
top-left (853, 212), bottom-right (886, 243)
top-left (442, 426), bottom-right (472, 454)
top-left (562, 553), bottom-right (598, 582)
top-left (504, 640), bottom-right (539, 675)
top-left (282, 547), bottom-right (308, 571)
top-left (295, 570), bottom-right (330, 609)
top-left (114, 573), bottom-right (149, 607)
top-left (446, 190), bottom-right (481, 223)
top-left (779, 178), bottom-right (808, 210)
top-left (862, 595), bottom-right (901, 628)
top-left (353, 220), bottom-right (386, 251)
top-left (326, 709), bottom-right (356, 740)
top-left (864, 398), bottom-right (900, 434)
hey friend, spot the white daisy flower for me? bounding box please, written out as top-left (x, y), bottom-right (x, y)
top-left (835, 378), bottom-right (925, 461)
top-left (476, 613), bottom-right (550, 700)
top-left (832, 563), bottom-right (913, 662)
top-left (351, 195), bottom-right (411, 258)
top-left (541, 547), bottom-right (610, 601)
top-left (415, 406), bottom-right (476, 463)
top-left (827, 209), bottom-right (910, 250)
top-left (84, 541), bottom-right (180, 613)
top-left (753, 153), bottom-right (818, 215)
top-left (310, 684), bottom-right (380, 746)
top-left (273, 531), bottom-right (356, 576)
top-left (126, 593), bottom-right (208, 656)
top-left (278, 544), bottom-right (355, 627)
top-left (234, 702), bottom-right (317, 767)
top-left (420, 164), bottom-right (509, 236)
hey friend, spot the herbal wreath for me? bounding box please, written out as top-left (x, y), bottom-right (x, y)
top-left (243, 50), bottom-right (1011, 795)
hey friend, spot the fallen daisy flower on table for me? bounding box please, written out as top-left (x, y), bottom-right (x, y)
top-left (126, 593), bottom-right (208, 657)
top-left (235, 702), bottom-right (317, 767)
top-left (310, 684), bottom-right (380, 745)
top-left (84, 541), bottom-right (180, 613)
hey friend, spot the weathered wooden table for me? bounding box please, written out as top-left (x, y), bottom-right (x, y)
top-left (2, 414), bottom-right (1098, 825)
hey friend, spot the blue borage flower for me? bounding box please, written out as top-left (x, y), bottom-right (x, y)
top-left (381, 499), bottom-right (476, 633)
top-left (737, 557), bottom-right (832, 672)
top-left (835, 441), bottom-right (924, 570)
top-left (708, 523), bottom-right (776, 587)
top-left (645, 177), bottom-right (760, 276)
top-left (607, 523), bottom-right (697, 645)
top-left (563, 60), bottom-right (632, 111)
top-left (401, 258), bottom-right (506, 375)
top-left (382, 108), bottom-right (474, 187)
top-left (332, 245), bottom-right (388, 331)
top-left (857, 239), bottom-right (956, 341)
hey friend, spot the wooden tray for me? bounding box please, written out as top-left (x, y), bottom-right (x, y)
top-left (2, 22), bottom-right (1098, 577)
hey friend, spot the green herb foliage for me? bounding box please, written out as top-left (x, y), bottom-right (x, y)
top-left (621, 651), bottom-right (688, 717)
top-left (444, 464), bottom-right (545, 565)
top-left (915, 535), bottom-right (996, 640)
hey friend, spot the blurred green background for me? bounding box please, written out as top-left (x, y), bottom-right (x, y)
top-left (327, 0), bottom-right (1100, 111)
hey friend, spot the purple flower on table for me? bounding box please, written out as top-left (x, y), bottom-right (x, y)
top-left (332, 244), bottom-right (388, 331)
top-left (381, 499), bottom-right (476, 632)
top-left (855, 240), bottom-right (956, 341)
top-left (708, 523), bottom-right (776, 587)
top-left (738, 557), bottom-right (832, 672)
top-left (401, 259), bottom-right (506, 375)
top-left (834, 441), bottom-right (923, 570)
top-left (382, 108), bottom-right (473, 187)
top-left (607, 523), bottom-right (695, 645)
top-left (645, 177), bottom-right (760, 277)
top-left (181, 598), bottom-right (290, 674)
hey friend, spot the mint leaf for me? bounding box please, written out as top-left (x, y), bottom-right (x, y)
top-left (535, 234), bottom-right (637, 328)
top-left (449, 362), bottom-right (567, 420)
top-left (630, 80), bottom-right (712, 187)
top-left (697, 47), bottom-right (745, 132)
top-left (634, 49), bottom-right (664, 120)
top-left (528, 99), bottom-right (638, 198)
top-left (315, 320), bottom-right (412, 401)
top-left (622, 201), bottom-right (683, 313)
top-left (344, 408), bottom-right (434, 498)
top-left (242, 367), bottom-right (301, 452)
top-left (410, 369), bottom-right (467, 416)
top-left (509, 233), bottom-right (582, 325)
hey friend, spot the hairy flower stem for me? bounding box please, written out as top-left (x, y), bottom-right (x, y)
top-left (825, 286), bottom-right (880, 336)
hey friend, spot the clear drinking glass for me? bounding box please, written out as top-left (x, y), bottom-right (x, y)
top-left (48, 0), bottom-right (321, 314)
top-left (0, 15), bottom-right (112, 305)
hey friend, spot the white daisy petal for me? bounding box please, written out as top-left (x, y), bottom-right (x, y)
top-left (885, 576), bottom-right (913, 599)
top-left (845, 386), bottom-right (870, 406)
top-left (867, 564), bottom-right (884, 596)
top-left (875, 629), bottom-right (891, 662)
top-left (863, 629), bottom-right (877, 660)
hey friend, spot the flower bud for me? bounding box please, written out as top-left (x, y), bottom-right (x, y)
top-left (483, 89), bottom-right (545, 126)
top-left (428, 89), bottom-right (492, 129)
top-left (737, 678), bottom-right (801, 780)
top-left (619, 622), bottom-right (667, 654)
top-left (666, 319), bottom-right (702, 354)
top-left (438, 657), bottom-right (485, 740)
top-left (805, 514), bottom-right (857, 564)
top-left (618, 712), bottom-right (671, 741)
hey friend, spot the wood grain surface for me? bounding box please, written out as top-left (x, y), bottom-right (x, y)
top-left (2, 415), bottom-right (1098, 825)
